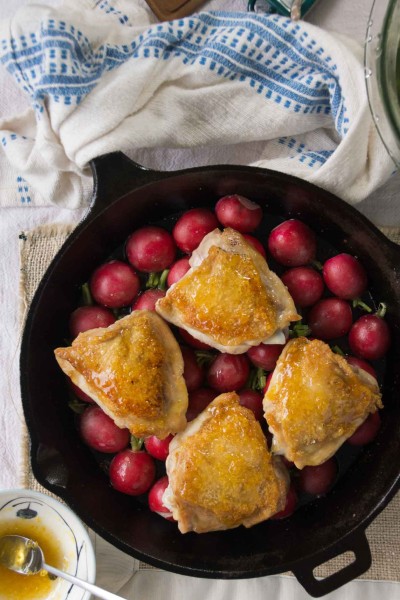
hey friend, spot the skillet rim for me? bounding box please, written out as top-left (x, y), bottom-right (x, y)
top-left (19, 155), bottom-right (400, 589)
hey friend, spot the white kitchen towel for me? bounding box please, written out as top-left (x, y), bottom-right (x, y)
top-left (0, 0), bottom-right (394, 210)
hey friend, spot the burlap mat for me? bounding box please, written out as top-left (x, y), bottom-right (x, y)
top-left (19, 223), bottom-right (400, 581)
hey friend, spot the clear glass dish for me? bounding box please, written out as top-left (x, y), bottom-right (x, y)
top-left (365, 0), bottom-right (400, 167)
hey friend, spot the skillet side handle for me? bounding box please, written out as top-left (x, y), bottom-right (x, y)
top-left (89, 152), bottom-right (162, 217)
top-left (292, 531), bottom-right (371, 598)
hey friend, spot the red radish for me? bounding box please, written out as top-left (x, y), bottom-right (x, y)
top-left (271, 484), bottom-right (298, 519)
top-left (172, 208), bottom-right (219, 253)
top-left (109, 449), bottom-right (156, 496)
top-left (181, 346), bottom-right (204, 392)
top-left (144, 434), bottom-right (174, 461)
top-left (281, 457), bottom-right (295, 469)
top-left (247, 343), bottom-right (284, 371)
top-left (298, 458), bottom-right (337, 496)
top-left (346, 356), bottom-right (377, 379)
top-left (167, 257), bottom-right (191, 287)
top-left (186, 388), bottom-right (218, 421)
top-left (79, 406), bottom-right (130, 453)
top-left (267, 219), bottom-right (316, 267)
top-left (215, 195), bottom-right (263, 233)
top-left (242, 234), bottom-right (266, 257)
top-left (308, 298), bottom-right (353, 340)
top-left (281, 267), bottom-right (324, 307)
top-left (263, 371), bottom-right (274, 394)
top-left (148, 476), bottom-right (174, 520)
top-left (347, 412), bottom-right (381, 446)
top-left (238, 389), bottom-right (263, 421)
top-left (132, 289), bottom-right (166, 311)
top-left (69, 305), bottom-right (115, 338)
top-left (126, 226), bottom-right (176, 272)
top-left (178, 328), bottom-right (213, 350)
top-left (70, 382), bottom-right (95, 404)
top-left (207, 354), bottom-right (250, 392)
top-left (90, 260), bottom-right (140, 308)
top-left (323, 254), bottom-right (367, 299)
top-left (348, 313), bottom-right (391, 360)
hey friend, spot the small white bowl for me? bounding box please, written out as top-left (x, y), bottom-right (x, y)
top-left (0, 488), bottom-right (96, 600)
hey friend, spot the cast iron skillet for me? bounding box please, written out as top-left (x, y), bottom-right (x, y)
top-left (20, 152), bottom-right (400, 597)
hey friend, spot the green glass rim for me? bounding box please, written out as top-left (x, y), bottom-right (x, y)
top-left (379, 0), bottom-right (400, 145)
top-left (247, 0), bottom-right (320, 17)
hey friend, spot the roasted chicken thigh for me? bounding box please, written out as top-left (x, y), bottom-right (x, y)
top-left (263, 337), bottom-right (382, 469)
top-left (54, 310), bottom-right (188, 439)
top-left (163, 392), bottom-right (289, 533)
top-left (156, 228), bottom-right (300, 354)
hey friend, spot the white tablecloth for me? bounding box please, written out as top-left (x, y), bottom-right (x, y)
top-left (0, 1), bottom-right (399, 599)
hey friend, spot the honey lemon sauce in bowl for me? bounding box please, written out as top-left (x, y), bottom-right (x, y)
top-left (0, 489), bottom-right (95, 600)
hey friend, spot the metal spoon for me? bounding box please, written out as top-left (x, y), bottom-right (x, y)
top-left (0, 534), bottom-right (125, 600)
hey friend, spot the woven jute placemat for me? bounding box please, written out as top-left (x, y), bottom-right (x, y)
top-left (19, 222), bottom-right (400, 580)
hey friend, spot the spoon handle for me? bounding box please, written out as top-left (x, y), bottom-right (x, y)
top-left (44, 562), bottom-right (125, 600)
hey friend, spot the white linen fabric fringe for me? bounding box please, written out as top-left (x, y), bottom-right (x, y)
top-left (0, 0), bottom-right (394, 209)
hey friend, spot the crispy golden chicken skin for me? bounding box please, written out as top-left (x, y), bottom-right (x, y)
top-left (263, 337), bottom-right (383, 469)
top-left (163, 392), bottom-right (289, 533)
top-left (54, 310), bottom-right (188, 439)
top-left (156, 228), bottom-right (300, 354)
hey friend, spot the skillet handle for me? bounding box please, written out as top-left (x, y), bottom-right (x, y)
top-left (292, 531), bottom-right (371, 598)
top-left (89, 152), bottom-right (162, 218)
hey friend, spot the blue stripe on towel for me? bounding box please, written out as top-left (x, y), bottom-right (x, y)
top-left (0, 11), bottom-right (345, 140)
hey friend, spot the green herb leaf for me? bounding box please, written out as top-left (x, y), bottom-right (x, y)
top-left (112, 308), bottom-right (126, 320)
top-left (331, 345), bottom-right (345, 357)
top-left (81, 282), bottom-right (93, 306)
top-left (311, 259), bottom-right (323, 271)
top-left (158, 269), bottom-right (169, 291)
top-left (248, 367), bottom-right (267, 392)
top-left (376, 302), bottom-right (387, 318)
top-left (352, 298), bottom-right (372, 313)
top-left (68, 398), bottom-right (87, 415)
top-left (146, 272), bottom-right (159, 289)
top-left (130, 435), bottom-right (144, 452)
top-left (257, 369), bottom-right (267, 391)
top-left (146, 269), bottom-right (170, 290)
top-left (289, 321), bottom-right (311, 338)
top-left (195, 350), bottom-right (216, 367)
